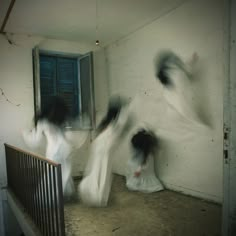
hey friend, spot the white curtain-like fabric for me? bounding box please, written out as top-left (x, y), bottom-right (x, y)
top-left (79, 107), bottom-right (130, 207)
top-left (126, 153), bottom-right (164, 193)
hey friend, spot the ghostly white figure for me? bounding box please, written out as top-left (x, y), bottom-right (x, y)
top-left (126, 128), bottom-right (164, 193)
top-left (22, 96), bottom-right (87, 198)
top-left (155, 51), bottom-right (202, 125)
top-left (23, 120), bottom-right (75, 197)
top-left (79, 96), bottom-right (131, 207)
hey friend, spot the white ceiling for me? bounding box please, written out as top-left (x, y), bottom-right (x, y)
top-left (1, 0), bottom-right (186, 46)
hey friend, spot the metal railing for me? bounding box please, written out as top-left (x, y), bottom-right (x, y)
top-left (4, 144), bottom-right (65, 236)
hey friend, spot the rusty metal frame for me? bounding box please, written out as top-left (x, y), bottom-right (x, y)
top-left (4, 143), bottom-right (65, 236)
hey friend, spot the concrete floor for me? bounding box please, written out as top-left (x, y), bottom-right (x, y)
top-left (64, 175), bottom-right (221, 236)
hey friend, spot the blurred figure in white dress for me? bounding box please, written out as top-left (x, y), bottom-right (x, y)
top-left (126, 128), bottom-right (164, 193)
top-left (22, 96), bottom-right (78, 198)
top-left (79, 96), bottom-right (131, 207)
top-left (155, 50), bottom-right (206, 126)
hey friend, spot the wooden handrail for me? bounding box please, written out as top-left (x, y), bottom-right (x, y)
top-left (4, 143), bottom-right (59, 166)
top-left (5, 142), bottom-right (66, 236)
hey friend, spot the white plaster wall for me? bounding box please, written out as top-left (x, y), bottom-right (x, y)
top-left (0, 34), bottom-right (40, 236)
top-left (0, 34), bottom-right (107, 234)
top-left (105, 0), bottom-right (225, 202)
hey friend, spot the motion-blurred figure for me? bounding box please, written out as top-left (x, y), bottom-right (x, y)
top-left (155, 50), bottom-right (203, 125)
top-left (22, 96), bottom-right (76, 198)
top-left (79, 96), bottom-right (131, 207)
top-left (126, 128), bottom-right (163, 193)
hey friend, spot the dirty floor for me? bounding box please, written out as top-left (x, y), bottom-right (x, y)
top-left (64, 175), bottom-right (221, 236)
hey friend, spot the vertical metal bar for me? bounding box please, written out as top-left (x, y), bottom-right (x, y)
top-left (27, 155), bottom-right (34, 221)
top-left (29, 155), bottom-right (35, 221)
top-left (24, 154), bottom-right (29, 216)
top-left (41, 162), bottom-right (47, 236)
top-left (49, 165), bottom-right (55, 236)
top-left (33, 155), bottom-right (42, 233)
top-left (16, 151), bottom-right (19, 200)
top-left (32, 156), bottom-right (38, 224)
top-left (8, 147), bottom-right (12, 188)
top-left (17, 151), bottom-right (22, 204)
top-left (25, 154), bottom-right (30, 216)
top-left (13, 149), bottom-right (17, 192)
top-left (8, 147), bottom-right (13, 191)
top-left (57, 165), bottom-right (65, 236)
top-left (17, 151), bottom-right (21, 201)
top-left (10, 148), bottom-right (14, 190)
top-left (33, 157), bottom-right (40, 231)
top-left (14, 150), bottom-right (18, 199)
top-left (44, 162), bottom-right (50, 236)
top-left (23, 154), bottom-right (29, 216)
top-left (39, 160), bottom-right (46, 235)
top-left (5, 146), bottom-right (9, 187)
top-left (20, 151), bottom-right (24, 204)
top-left (37, 159), bottom-right (43, 234)
top-left (22, 153), bottom-right (27, 212)
top-left (53, 167), bottom-right (59, 235)
top-left (5, 146), bottom-right (10, 189)
top-left (11, 148), bottom-right (15, 189)
top-left (46, 164), bottom-right (51, 236)
top-left (21, 152), bottom-right (25, 205)
top-left (20, 153), bottom-right (24, 205)
top-left (25, 154), bottom-right (29, 214)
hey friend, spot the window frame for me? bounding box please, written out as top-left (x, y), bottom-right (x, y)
top-left (32, 47), bottom-right (96, 130)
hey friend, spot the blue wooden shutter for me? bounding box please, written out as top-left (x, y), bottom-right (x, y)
top-left (39, 55), bottom-right (56, 112)
top-left (57, 58), bottom-right (78, 117)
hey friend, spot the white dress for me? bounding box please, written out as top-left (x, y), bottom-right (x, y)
top-left (126, 153), bottom-right (164, 193)
top-left (79, 108), bottom-right (129, 207)
top-left (22, 119), bottom-right (75, 197)
top-left (160, 53), bottom-right (204, 126)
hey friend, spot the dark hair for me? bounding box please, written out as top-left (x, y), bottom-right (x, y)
top-left (154, 50), bottom-right (185, 87)
top-left (131, 129), bottom-right (158, 165)
top-left (35, 96), bottom-right (70, 127)
top-left (96, 96), bottom-right (126, 135)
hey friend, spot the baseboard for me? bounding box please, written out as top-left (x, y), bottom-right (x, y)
top-left (163, 182), bottom-right (222, 204)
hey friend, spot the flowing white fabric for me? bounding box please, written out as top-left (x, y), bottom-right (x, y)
top-left (79, 125), bottom-right (115, 206)
top-left (22, 119), bottom-right (75, 197)
top-left (79, 108), bottom-right (130, 207)
top-left (126, 153), bottom-right (164, 193)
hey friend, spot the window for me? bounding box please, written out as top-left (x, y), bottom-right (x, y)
top-left (32, 48), bottom-right (95, 130)
top-left (39, 55), bottom-right (79, 117)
